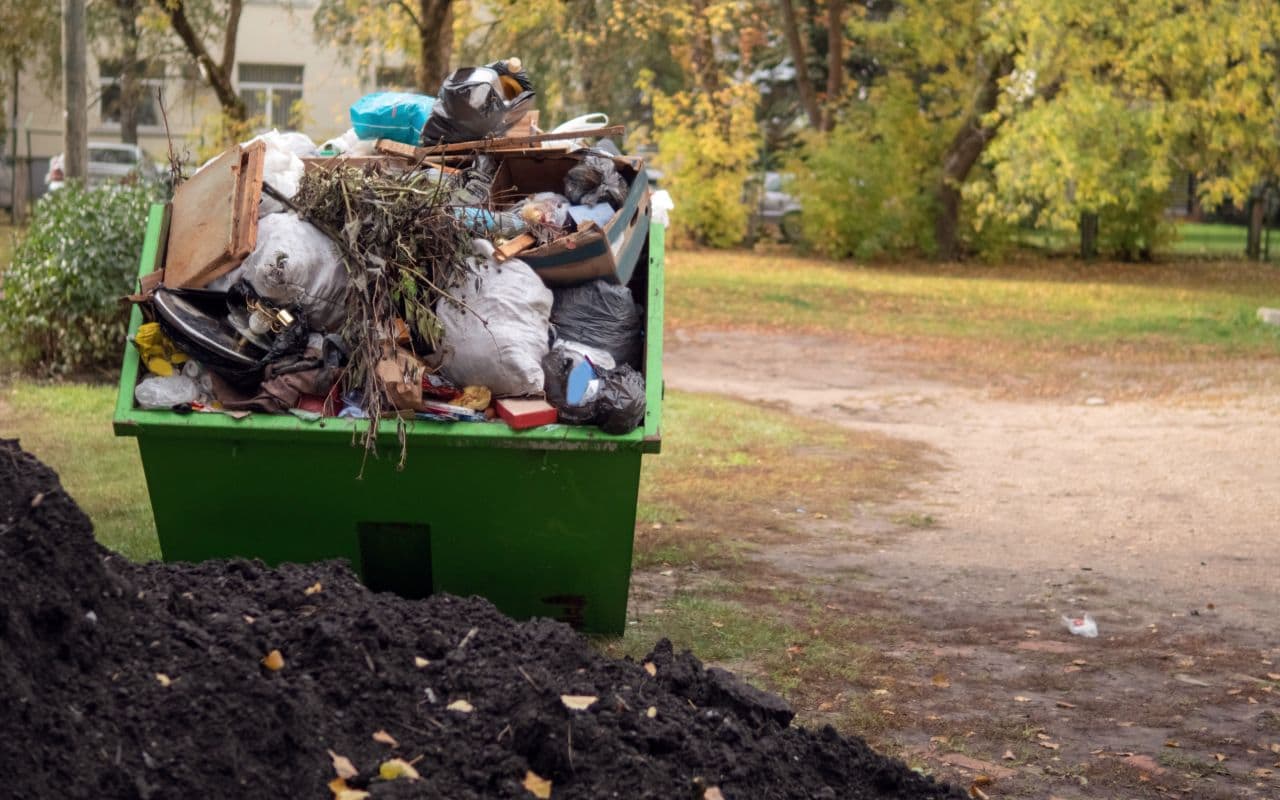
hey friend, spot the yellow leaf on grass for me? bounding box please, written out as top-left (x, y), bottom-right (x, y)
top-left (643, 662), bottom-right (657, 677)
top-left (560, 695), bottom-right (598, 711)
top-left (155, 673), bottom-right (172, 687)
top-left (379, 758), bottom-right (421, 780)
top-left (1213, 753), bottom-right (1227, 762)
top-left (372, 730), bottom-right (398, 747)
top-left (262, 650), bottom-right (285, 671)
top-left (447, 699), bottom-right (474, 713)
top-left (931, 674), bottom-right (951, 688)
top-left (414, 657), bottom-right (430, 668)
top-left (329, 777), bottom-right (370, 800)
top-left (304, 582), bottom-right (323, 595)
top-left (328, 750), bottom-right (358, 779)
top-left (522, 770), bottom-right (553, 798)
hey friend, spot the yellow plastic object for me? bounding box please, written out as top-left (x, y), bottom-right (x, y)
top-left (134, 322), bottom-right (188, 375)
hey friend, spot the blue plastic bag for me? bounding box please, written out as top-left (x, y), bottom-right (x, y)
top-left (349, 92), bottom-right (436, 144)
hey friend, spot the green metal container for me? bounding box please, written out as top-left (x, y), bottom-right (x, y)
top-left (114, 204), bottom-right (663, 634)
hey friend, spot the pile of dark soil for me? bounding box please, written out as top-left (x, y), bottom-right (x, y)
top-left (0, 439), bottom-right (962, 799)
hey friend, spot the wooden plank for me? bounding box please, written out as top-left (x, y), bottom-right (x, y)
top-left (377, 125), bottom-right (625, 159)
top-left (164, 145), bottom-right (243, 289)
top-left (493, 233), bottom-right (537, 263)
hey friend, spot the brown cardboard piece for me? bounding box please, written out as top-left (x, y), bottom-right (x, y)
top-left (377, 346), bottom-right (425, 411)
top-left (164, 142), bottom-right (265, 289)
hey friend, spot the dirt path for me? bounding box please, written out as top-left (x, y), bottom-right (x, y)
top-left (665, 328), bottom-right (1280, 798)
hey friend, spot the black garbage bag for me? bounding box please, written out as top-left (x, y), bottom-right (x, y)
top-left (542, 343), bottom-right (646, 435)
top-left (420, 61), bottom-right (535, 145)
top-left (551, 280), bottom-right (643, 368)
top-left (564, 156), bottom-right (627, 208)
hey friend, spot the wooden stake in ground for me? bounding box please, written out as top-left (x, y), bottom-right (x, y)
top-left (62, 0), bottom-right (88, 180)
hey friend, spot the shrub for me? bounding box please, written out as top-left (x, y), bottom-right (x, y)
top-left (0, 181), bottom-right (154, 374)
top-left (789, 78), bottom-right (941, 260)
top-left (649, 81), bottom-right (761, 248)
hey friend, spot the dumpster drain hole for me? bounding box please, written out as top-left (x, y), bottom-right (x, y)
top-left (357, 522), bottom-right (432, 600)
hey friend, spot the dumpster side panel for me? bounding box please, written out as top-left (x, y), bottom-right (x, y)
top-left (138, 434), bottom-right (640, 633)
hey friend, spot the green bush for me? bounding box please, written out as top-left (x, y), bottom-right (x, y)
top-left (1, 181), bottom-right (154, 374)
top-left (789, 80), bottom-right (941, 260)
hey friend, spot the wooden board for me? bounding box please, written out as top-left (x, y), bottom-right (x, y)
top-left (375, 125), bottom-right (625, 159)
top-left (164, 142), bottom-right (264, 289)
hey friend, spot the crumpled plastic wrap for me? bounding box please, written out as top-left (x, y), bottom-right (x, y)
top-left (564, 156), bottom-right (627, 208)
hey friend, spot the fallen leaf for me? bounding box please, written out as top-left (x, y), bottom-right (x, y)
top-left (304, 582), bottom-right (323, 596)
top-left (1268, 673), bottom-right (1280, 681)
top-left (818, 701), bottom-right (834, 711)
top-left (705, 789), bottom-right (726, 800)
top-left (155, 673), bottom-right (171, 687)
top-left (328, 750), bottom-right (358, 780)
top-left (1213, 753), bottom-right (1227, 762)
top-left (1269, 743), bottom-right (1280, 755)
top-left (1251, 768), bottom-right (1274, 778)
top-left (1071, 659), bottom-right (1088, 666)
top-left (522, 770), bottom-right (552, 799)
top-left (1014, 695), bottom-right (1030, 703)
top-left (414, 657), bottom-right (429, 669)
top-left (379, 758), bottom-right (420, 781)
top-left (262, 649), bottom-right (284, 671)
top-left (243, 615), bottom-right (255, 624)
top-left (1164, 740), bottom-right (1180, 748)
top-left (1227, 688), bottom-right (1243, 695)
top-left (972, 774), bottom-right (993, 787)
top-left (335, 791), bottom-right (371, 800)
top-left (1025, 629), bottom-right (1040, 637)
top-left (643, 662), bottom-right (657, 677)
top-left (1002, 750), bottom-right (1015, 761)
top-left (372, 730), bottom-right (398, 747)
top-left (1117, 721), bottom-right (1135, 727)
top-left (969, 785), bottom-right (990, 800)
top-left (1039, 741), bottom-right (1060, 751)
top-left (1036, 733), bottom-right (1052, 741)
top-left (711, 621), bottom-right (724, 628)
top-left (646, 706), bottom-right (657, 719)
top-left (871, 689), bottom-right (890, 696)
top-left (813, 512), bottom-right (828, 519)
top-left (931, 673), bottom-right (951, 688)
top-left (447, 699), bottom-right (474, 713)
top-left (560, 695), bottom-right (598, 711)
top-left (1063, 666), bottom-right (1082, 674)
top-left (1250, 696), bottom-right (1260, 704)
top-left (1055, 701), bottom-right (1077, 709)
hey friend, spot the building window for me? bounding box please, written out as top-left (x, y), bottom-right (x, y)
top-left (99, 60), bottom-right (165, 127)
top-left (238, 63), bottom-right (304, 128)
top-left (375, 65), bottom-right (416, 92)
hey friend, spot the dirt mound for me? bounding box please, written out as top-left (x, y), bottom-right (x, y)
top-left (0, 439), bottom-right (961, 799)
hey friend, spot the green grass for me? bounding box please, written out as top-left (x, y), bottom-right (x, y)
top-left (0, 381), bottom-right (157, 560)
top-left (1171, 222), bottom-right (1264, 258)
top-left (667, 249), bottom-right (1280, 355)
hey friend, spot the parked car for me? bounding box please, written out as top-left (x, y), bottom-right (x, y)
top-left (750, 171), bottom-right (803, 243)
top-left (45, 142), bottom-right (163, 191)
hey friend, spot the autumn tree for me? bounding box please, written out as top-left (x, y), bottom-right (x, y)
top-left (152, 0), bottom-right (245, 120)
top-left (1, 0), bottom-right (61, 140)
top-left (314, 0), bottom-right (454, 95)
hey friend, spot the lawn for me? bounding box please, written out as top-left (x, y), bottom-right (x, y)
top-left (1172, 221), bottom-right (1272, 258)
top-left (666, 248), bottom-right (1280, 357)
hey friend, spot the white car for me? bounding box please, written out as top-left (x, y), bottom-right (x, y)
top-left (46, 142), bottom-right (163, 190)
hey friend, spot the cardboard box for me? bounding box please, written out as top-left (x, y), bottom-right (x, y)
top-left (489, 151), bottom-right (651, 287)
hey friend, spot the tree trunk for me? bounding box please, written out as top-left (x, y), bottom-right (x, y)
top-left (415, 0), bottom-right (453, 94)
top-left (933, 54), bottom-right (1014, 261)
top-left (63, 0), bottom-right (88, 180)
top-left (1246, 192), bottom-right (1265, 260)
top-left (116, 0), bottom-right (141, 145)
top-left (1079, 211), bottom-right (1099, 258)
top-left (780, 0), bottom-right (821, 128)
top-left (687, 0), bottom-right (721, 96)
top-left (822, 0), bottom-right (844, 131)
top-left (161, 0), bottom-right (245, 120)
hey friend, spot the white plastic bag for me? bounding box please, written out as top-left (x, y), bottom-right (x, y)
top-left (435, 240), bottom-right (552, 396)
top-left (134, 374), bottom-right (204, 409)
top-left (650, 189), bottom-right (674, 228)
top-left (240, 212), bottom-right (348, 332)
top-left (1062, 613), bottom-right (1098, 638)
top-left (245, 129), bottom-right (308, 216)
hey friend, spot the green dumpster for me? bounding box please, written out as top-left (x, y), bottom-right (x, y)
top-left (114, 203), bottom-right (663, 634)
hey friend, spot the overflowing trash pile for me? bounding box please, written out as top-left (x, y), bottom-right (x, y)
top-left (129, 59), bottom-right (671, 458)
top-left (0, 438), bottom-right (964, 799)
